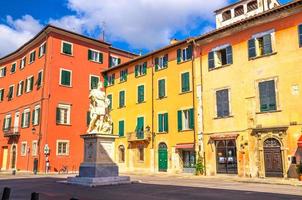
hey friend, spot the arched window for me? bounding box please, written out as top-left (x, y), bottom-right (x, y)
top-left (222, 10), bottom-right (232, 21)
top-left (159, 142), bottom-right (167, 150)
top-left (234, 5), bottom-right (244, 17)
top-left (247, 1), bottom-right (258, 12)
top-left (118, 145), bottom-right (125, 163)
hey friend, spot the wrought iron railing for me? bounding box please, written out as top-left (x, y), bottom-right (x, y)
top-left (3, 127), bottom-right (20, 137)
top-left (127, 131), bottom-right (151, 141)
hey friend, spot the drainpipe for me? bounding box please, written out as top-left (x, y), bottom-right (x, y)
top-left (151, 54), bottom-right (155, 172)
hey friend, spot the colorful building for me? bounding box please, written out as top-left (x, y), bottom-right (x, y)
top-left (0, 25), bottom-right (136, 173)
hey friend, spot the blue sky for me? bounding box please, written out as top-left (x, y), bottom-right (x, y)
top-left (0, 0), bottom-right (293, 56)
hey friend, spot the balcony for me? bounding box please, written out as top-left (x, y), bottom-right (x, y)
top-left (3, 127), bottom-right (20, 137)
top-left (127, 131), bottom-right (152, 142)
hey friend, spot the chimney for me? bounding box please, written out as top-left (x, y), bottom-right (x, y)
top-left (170, 38), bottom-right (179, 45)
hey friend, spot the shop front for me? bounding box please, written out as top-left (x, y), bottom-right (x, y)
top-left (176, 143), bottom-right (195, 173)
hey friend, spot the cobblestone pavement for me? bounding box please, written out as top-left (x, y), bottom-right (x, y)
top-left (0, 173), bottom-right (301, 200)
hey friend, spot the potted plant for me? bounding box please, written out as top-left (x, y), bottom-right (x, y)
top-left (195, 156), bottom-right (204, 176)
top-left (296, 163), bottom-right (302, 181)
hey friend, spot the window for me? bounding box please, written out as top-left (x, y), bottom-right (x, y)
top-left (118, 145), bottom-right (125, 163)
top-left (21, 109), bottom-right (31, 128)
top-left (222, 10), bottom-right (231, 21)
top-left (32, 141), bottom-right (38, 156)
top-left (119, 90), bottom-right (125, 108)
top-left (120, 69), bottom-right (128, 82)
top-left (177, 109), bottom-right (194, 131)
top-left (298, 24), bottom-right (302, 47)
top-left (90, 75), bottom-right (100, 90)
top-left (247, 1), bottom-right (258, 12)
top-left (208, 45), bottom-right (233, 69)
top-left (0, 67), bottom-right (6, 78)
top-left (248, 32), bottom-right (273, 59)
top-left (135, 62), bottom-right (147, 77)
top-left (60, 69), bottom-right (72, 87)
top-left (183, 151), bottom-right (195, 168)
top-left (107, 94), bottom-right (112, 110)
top-left (10, 63), bottom-right (16, 74)
top-left (7, 85), bottom-right (14, 100)
top-left (17, 80), bottom-right (24, 96)
top-left (177, 45), bottom-right (192, 63)
top-left (0, 89), bottom-right (4, 102)
top-left (88, 49), bottom-right (103, 63)
top-left (25, 76), bottom-right (34, 93)
top-left (36, 70), bottom-right (43, 88)
top-left (32, 105), bottom-right (41, 126)
top-left (158, 79), bottom-right (166, 98)
top-left (57, 140), bottom-right (69, 156)
top-left (109, 56), bottom-right (121, 68)
top-left (61, 41), bottom-right (73, 55)
top-left (136, 117), bottom-right (144, 139)
top-left (259, 80), bottom-right (277, 112)
top-left (104, 73), bottom-right (115, 87)
top-left (3, 114), bottom-right (12, 131)
top-left (39, 42), bottom-right (46, 57)
top-left (20, 57), bottom-right (26, 69)
top-left (216, 89), bottom-right (230, 118)
top-left (29, 51), bottom-right (36, 64)
top-left (181, 72), bottom-right (190, 93)
top-left (21, 142), bottom-right (27, 156)
top-left (234, 5), bottom-right (244, 17)
top-left (137, 85), bottom-right (145, 103)
top-left (138, 146), bottom-right (144, 161)
top-left (118, 120), bottom-right (125, 137)
top-left (158, 113), bottom-right (168, 133)
top-left (155, 54), bottom-right (168, 71)
top-left (56, 104), bottom-right (71, 125)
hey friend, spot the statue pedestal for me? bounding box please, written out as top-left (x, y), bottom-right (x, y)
top-left (67, 134), bottom-right (130, 187)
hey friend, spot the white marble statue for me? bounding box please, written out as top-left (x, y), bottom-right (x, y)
top-left (87, 82), bottom-right (112, 134)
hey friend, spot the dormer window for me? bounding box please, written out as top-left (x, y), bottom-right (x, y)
top-left (222, 10), bottom-right (231, 21)
top-left (247, 1), bottom-right (258, 12)
top-left (248, 30), bottom-right (275, 59)
top-left (208, 45), bottom-right (233, 70)
top-left (234, 5), bottom-right (244, 17)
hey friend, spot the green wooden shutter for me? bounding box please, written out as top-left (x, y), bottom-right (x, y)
top-left (299, 24), bottom-right (302, 47)
top-left (181, 72), bottom-right (189, 92)
top-left (137, 117), bottom-right (144, 139)
top-left (88, 49), bottom-right (92, 60)
top-left (226, 46), bottom-right (233, 64)
top-left (8, 117), bottom-right (11, 129)
top-left (56, 107), bottom-right (61, 123)
top-left (61, 70), bottom-right (71, 86)
top-left (109, 56), bottom-right (113, 68)
top-left (208, 51), bottom-right (215, 69)
top-left (37, 108), bottom-right (40, 125)
top-left (177, 110), bottom-right (182, 131)
top-left (155, 57), bottom-right (159, 71)
top-left (2, 118), bottom-right (5, 130)
top-left (119, 91), bottom-right (125, 107)
top-left (86, 111), bottom-right (91, 126)
top-left (30, 77), bottom-right (34, 91)
top-left (189, 108), bottom-right (194, 129)
top-left (143, 62), bottom-right (147, 74)
top-left (99, 53), bottom-right (103, 63)
top-left (32, 110), bottom-right (35, 125)
top-left (37, 71), bottom-right (42, 87)
top-left (138, 85), bottom-right (144, 103)
top-left (63, 43), bottom-right (72, 54)
top-left (164, 54), bottom-right (168, 67)
top-left (21, 113), bottom-right (24, 127)
top-left (158, 114), bottom-right (163, 132)
top-left (107, 95), bottom-right (112, 109)
top-left (177, 49), bottom-right (181, 64)
top-left (135, 65), bottom-right (139, 77)
top-left (91, 76), bottom-right (99, 89)
top-left (118, 120), bottom-right (124, 137)
top-left (27, 112), bottom-right (31, 127)
top-left (3, 67), bottom-right (6, 76)
top-left (159, 79), bottom-right (165, 98)
top-left (164, 113), bottom-right (168, 132)
top-left (248, 39), bottom-right (256, 58)
top-left (118, 58), bottom-right (121, 65)
top-left (187, 45), bottom-right (193, 60)
top-left (263, 34), bottom-right (272, 55)
top-left (104, 75), bottom-right (108, 87)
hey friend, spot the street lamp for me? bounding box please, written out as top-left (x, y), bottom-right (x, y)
top-left (32, 127), bottom-right (36, 134)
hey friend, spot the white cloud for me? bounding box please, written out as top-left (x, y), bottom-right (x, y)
top-left (0, 15), bottom-right (43, 57)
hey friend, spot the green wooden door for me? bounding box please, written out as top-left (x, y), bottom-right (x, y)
top-left (158, 143), bottom-right (168, 172)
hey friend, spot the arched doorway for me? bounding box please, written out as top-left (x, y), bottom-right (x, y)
top-left (158, 143), bottom-right (168, 172)
top-left (11, 145), bottom-right (17, 169)
top-left (216, 140), bottom-right (237, 174)
top-left (264, 138), bottom-right (283, 177)
top-left (118, 145), bottom-right (125, 163)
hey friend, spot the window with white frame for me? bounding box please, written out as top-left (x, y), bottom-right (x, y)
top-left (21, 142), bottom-right (27, 156)
top-left (177, 108), bottom-right (194, 131)
top-left (32, 141), bottom-right (38, 156)
top-left (25, 76), bottom-right (34, 92)
top-left (56, 104), bottom-right (71, 125)
top-left (21, 109), bottom-right (31, 128)
top-left (248, 30), bottom-right (275, 59)
top-left (37, 70), bottom-right (43, 88)
top-left (3, 114), bottom-right (12, 131)
top-left (106, 73), bottom-right (115, 86)
top-left (0, 67), bottom-right (6, 78)
top-left (90, 75), bottom-right (100, 90)
top-left (155, 54), bottom-right (168, 71)
top-left (135, 62), bottom-right (147, 77)
top-left (38, 42), bottom-right (46, 57)
top-left (109, 56), bottom-right (121, 68)
top-left (7, 85), bottom-right (14, 100)
top-left (177, 45), bottom-right (192, 63)
top-left (208, 45), bottom-right (233, 69)
top-left (20, 57), bottom-right (26, 69)
top-left (17, 80), bottom-right (24, 96)
top-left (0, 88), bottom-right (4, 102)
top-left (88, 49), bottom-right (103, 63)
top-left (61, 41), bottom-right (73, 55)
top-left (57, 140), bottom-right (69, 156)
top-left (60, 69), bottom-right (72, 87)
top-left (29, 51), bottom-right (36, 64)
top-left (10, 62), bottom-right (16, 74)
top-left (32, 105), bottom-right (41, 126)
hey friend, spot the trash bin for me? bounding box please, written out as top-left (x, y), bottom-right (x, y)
top-left (33, 158), bottom-right (38, 175)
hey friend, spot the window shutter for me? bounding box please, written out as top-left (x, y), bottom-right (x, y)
top-left (118, 58), bottom-right (121, 65)
top-left (135, 65), bottom-right (138, 77)
top-left (164, 54), bottom-right (168, 67)
top-left (25, 79), bottom-right (28, 93)
top-left (263, 34), bottom-right (272, 55)
top-left (216, 91), bottom-right (223, 117)
top-left (99, 53), bottom-right (103, 63)
top-left (119, 91), bottom-right (125, 107)
top-left (37, 72), bottom-right (42, 87)
top-left (159, 79), bottom-right (165, 98)
top-left (27, 112), bottom-right (31, 127)
top-left (226, 46), bottom-right (233, 64)
top-left (119, 120), bottom-right (124, 137)
top-left (208, 51), bottom-right (215, 69)
top-left (143, 62), bottom-right (147, 74)
top-left (32, 110), bottom-right (35, 125)
top-left (177, 110), bottom-right (182, 131)
top-left (8, 117), bottom-right (11, 129)
top-left (107, 95), bottom-right (112, 109)
top-left (109, 56), bottom-right (113, 68)
top-left (88, 49), bottom-right (92, 60)
top-left (158, 114), bottom-right (163, 132)
top-left (112, 73), bottom-right (115, 85)
top-left (155, 57), bottom-right (159, 71)
top-left (223, 90), bottom-right (230, 116)
top-left (138, 85), bottom-right (144, 103)
top-left (37, 108), bottom-right (40, 125)
top-left (299, 24), bottom-right (302, 47)
top-left (56, 107), bottom-right (61, 123)
top-left (3, 67), bottom-right (6, 76)
top-left (30, 77), bottom-right (34, 91)
top-left (104, 75), bottom-right (108, 87)
top-left (177, 49), bottom-right (182, 64)
top-left (189, 108), bottom-right (194, 129)
top-left (187, 45), bottom-right (193, 60)
top-left (181, 73), bottom-right (189, 92)
top-left (164, 113), bottom-right (168, 132)
top-left (63, 43), bottom-right (71, 54)
top-left (21, 113), bottom-right (24, 127)
top-left (248, 39), bottom-right (256, 58)
top-left (87, 111), bottom-right (91, 126)
top-left (268, 80), bottom-right (276, 111)
top-left (2, 118), bottom-right (5, 130)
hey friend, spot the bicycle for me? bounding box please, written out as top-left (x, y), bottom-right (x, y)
top-left (58, 165), bottom-right (68, 174)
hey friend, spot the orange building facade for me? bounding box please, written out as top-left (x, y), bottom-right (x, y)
top-left (0, 25), bottom-right (136, 173)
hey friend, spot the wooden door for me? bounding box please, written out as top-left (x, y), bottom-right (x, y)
top-left (158, 143), bottom-right (168, 172)
top-left (264, 138), bottom-right (283, 177)
top-left (1, 147), bottom-right (8, 170)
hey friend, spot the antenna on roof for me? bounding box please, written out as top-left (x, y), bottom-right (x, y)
top-left (101, 21), bottom-right (106, 41)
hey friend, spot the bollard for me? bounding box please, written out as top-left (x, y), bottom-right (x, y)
top-left (1, 187), bottom-right (11, 200)
top-left (30, 192), bottom-right (39, 200)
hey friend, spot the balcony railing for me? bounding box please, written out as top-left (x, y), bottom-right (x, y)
top-left (127, 131), bottom-right (151, 142)
top-left (3, 127), bottom-right (20, 137)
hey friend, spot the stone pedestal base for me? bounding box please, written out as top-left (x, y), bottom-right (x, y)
top-left (67, 176), bottom-right (131, 187)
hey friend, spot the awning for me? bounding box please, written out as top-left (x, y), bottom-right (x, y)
top-left (175, 143), bottom-right (194, 149)
top-left (210, 133), bottom-right (238, 141)
top-left (298, 135), bottom-right (302, 148)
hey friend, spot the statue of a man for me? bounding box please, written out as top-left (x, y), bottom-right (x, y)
top-left (87, 82), bottom-right (111, 134)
